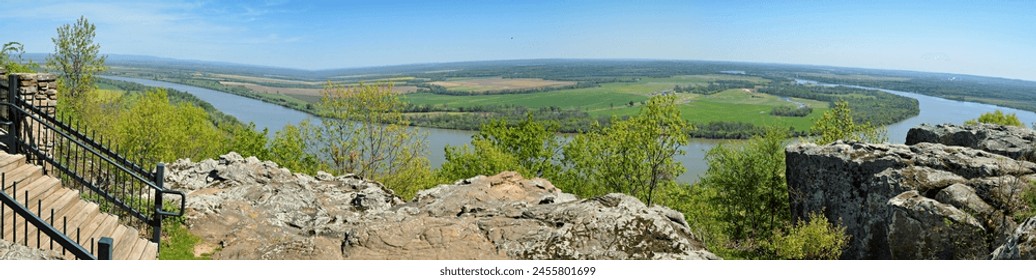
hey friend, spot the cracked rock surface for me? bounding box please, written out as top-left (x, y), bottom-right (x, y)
top-left (907, 123), bottom-right (1036, 160)
top-left (165, 153), bottom-right (717, 260)
top-left (0, 240), bottom-right (64, 260)
top-left (787, 141), bottom-right (1036, 259)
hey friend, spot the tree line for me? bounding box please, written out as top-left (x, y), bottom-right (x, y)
top-left (418, 81), bottom-right (599, 96)
top-left (758, 83), bottom-right (919, 125)
top-left (672, 80), bottom-right (759, 95)
top-left (770, 105), bottom-right (812, 117)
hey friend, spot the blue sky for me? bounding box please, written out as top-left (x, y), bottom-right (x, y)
top-left (2, 0), bottom-right (1035, 80)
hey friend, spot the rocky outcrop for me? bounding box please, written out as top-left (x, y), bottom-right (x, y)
top-left (991, 216), bottom-right (1036, 259)
top-left (906, 123), bottom-right (1036, 160)
top-left (164, 153), bottom-right (717, 260)
top-left (0, 240), bottom-right (64, 260)
top-left (787, 141), bottom-right (1036, 259)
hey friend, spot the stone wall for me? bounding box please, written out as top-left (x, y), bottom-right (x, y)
top-left (0, 72), bottom-right (58, 158)
top-left (0, 73), bottom-right (59, 115)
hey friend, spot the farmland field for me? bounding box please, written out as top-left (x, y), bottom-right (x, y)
top-left (405, 82), bottom-right (648, 110)
top-left (218, 81), bottom-right (421, 104)
top-left (429, 77), bottom-right (577, 93)
top-left (406, 74), bottom-right (826, 131)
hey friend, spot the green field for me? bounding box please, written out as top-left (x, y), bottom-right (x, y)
top-left (404, 84), bottom-right (650, 111)
top-left (405, 74), bottom-right (826, 131)
top-left (406, 74), bottom-right (765, 108)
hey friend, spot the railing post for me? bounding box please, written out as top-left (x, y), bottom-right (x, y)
top-left (97, 237), bottom-right (113, 260)
top-left (6, 74), bottom-right (19, 152)
top-left (152, 163), bottom-right (165, 245)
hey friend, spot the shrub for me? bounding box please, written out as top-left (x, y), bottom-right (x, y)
top-left (965, 110), bottom-right (1023, 127)
top-left (770, 212), bottom-right (850, 260)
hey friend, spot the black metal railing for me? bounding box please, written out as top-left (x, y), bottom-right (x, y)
top-left (1, 74), bottom-right (184, 249)
top-left (1, 174), bottom-right (102, 260)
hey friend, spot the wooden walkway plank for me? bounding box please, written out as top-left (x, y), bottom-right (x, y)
top-left (1, 164), bottom-right (35, 190)
top-left (140, 241), bottom-right (158, 260)
top-left (0, 154), bottom-right (25, 172)
top-left (108, 225), bottom-right (130, 259)
top-left (1, 151), bottom-right (162, 260)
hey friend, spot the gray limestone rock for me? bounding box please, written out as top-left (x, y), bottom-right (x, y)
top-left (991, 216), bottom-right (1036, 259)
top-left (0, 240), bottom-right (64, 260)
top-left (907, 123), bottom-right (1036, 160)
top-left (786, 140), bottom-right (1036, 259)
top-left (165, 154), bottom-right (717, 260)
top-left (886, 191), bottom-right (988, 259)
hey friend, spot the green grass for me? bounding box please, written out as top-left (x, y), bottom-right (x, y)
top-left (159, 221), bottom-right (212, 260)
top-left (402, 75), bottom-right (753, 109)
top-left (590, 89), bottom-right (829, 131)
top-left (404, 82), bottom-right (652, 111)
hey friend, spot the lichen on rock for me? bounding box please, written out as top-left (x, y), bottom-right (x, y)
top-left (165, 153), bottom-right (717, 260)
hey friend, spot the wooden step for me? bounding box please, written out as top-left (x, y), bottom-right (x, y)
top-left (2, 167), bottom-right (43, 196)
top-left (82, 214), bottom-right (120, 258)
top-left (62, 202), bottom-right (99, 238)
top-left (68, 210), bottom-right (105, 244)
top-left (1, 164), bottom-right (37, 190)
top-left (1, 155), bottom-right (161, 260)
top-left (13, 186), bottom-right (70, 221)
top-left (115, 226), bottom-right (148, 260)
top-left (0, 153), bottom-right (25, 173)
top-left (26, 179), bottom-right (67, 212)
top-left (35, 200), bottom-right (90, 252)
top-left (0, 202), bottom-right (51, 243)
top-left (22, 188), bottom-right (82, 248)
top-left (46, 199), bottom-right (88, 228)
top-left (127, 238), bottom-right (153, 260)
top-left (108, 226), bottom-right (130, 259)
top-left (11, 177), bottom-right (65, 214)
top-left (1, 190), bottom-right (50, 239)
top-left (83, 214), bottom-right (119, 250)
top-left (140, 241), bottom-right (158, 260)
top-left (15, 176), bottom-right (61, 204)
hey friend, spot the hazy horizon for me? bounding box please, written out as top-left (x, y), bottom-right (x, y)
top-left (3, 0), bottom-right (1035, 81)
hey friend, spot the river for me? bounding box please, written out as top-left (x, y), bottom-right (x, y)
top-left (795, 79), bottom-right (1036, 143)
top-left (102, 76), bottom-right (1036, 184)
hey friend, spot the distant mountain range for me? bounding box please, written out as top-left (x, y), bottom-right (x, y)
top-left (20, 53), bottom-right (1036, 87)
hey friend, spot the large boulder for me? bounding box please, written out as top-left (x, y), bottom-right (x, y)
top-left (786, 141), bottom-right (1036, 259)
top-left (165, 153), bottom-right (717, 260)
top-left (886, 191), bottom-right (988, 259)
top-left (165, 153), bottom-right (401, 259)
top-left (906, 123), bottom-right (1036, 160)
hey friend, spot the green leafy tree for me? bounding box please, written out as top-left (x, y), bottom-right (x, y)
top-left (269, 121), bottom-right (320, 175)
top-left (965, 110), bottom-right (1023, 127)
top-left (307, 82), bottom-right (436, 199)
top-left (561, 94), bottom-right (690, 205)
top-left (811, 100), bottom-right (886, 144)
top-left (115, 89), bottom-right (222, 165)
top-left (700, 128), bottom-right (789, 246)
top-left (438, 114), bottom-right (561, 181)
top-left (654, 182), bottom-right (736, 257)
top-left (225, 122), bottom-right (271, 159)
top-left (1, 41), bottom-right (38, 72)
top-left (439, 138), bottom-right (526, 181)
top-left (46, 16), bottom-right (107, 102)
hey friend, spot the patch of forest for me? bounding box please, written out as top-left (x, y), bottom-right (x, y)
top-left (758, 83), bottom-right (919, 125)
